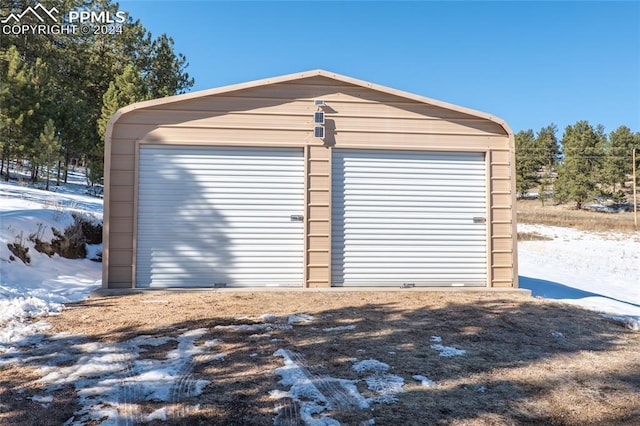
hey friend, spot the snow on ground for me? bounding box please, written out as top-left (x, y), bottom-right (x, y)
top-left (412, 375), bottom-right (435, 388)
top-left (429, 336), bottom-right (466, 357)
top-left (272, 349), bottom-right (406, 425)
top-left (518, 223), bottom-right (640, 328)
top-left (0, 177), bottom-right (102, 351)
top-left (0, 327), bottom-right (225, 424)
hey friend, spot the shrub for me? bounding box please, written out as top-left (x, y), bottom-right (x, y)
top-left (73, 213), bottom-right (102, 244)
top-left (31, 214), bottom-right (102, 260)
top-left (7, 242), bottom-right (30, 264)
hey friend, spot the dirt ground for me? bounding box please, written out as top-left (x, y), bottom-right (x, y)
top-left (1, 290), bottom-right (639, 425)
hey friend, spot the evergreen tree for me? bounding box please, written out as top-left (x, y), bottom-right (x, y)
top-left (98, 65), bottom-right (148, 139)
top-left (0, 46), bottom-right (40, 180)
top-left (36, 120), bottom-right (62, 191)
top-left (91, 65), bottom-right (149, 184)
top-left (536, 124), bottom-right (559, 203)
top-left (515, 129), bottom-right (540, 197)
top-left (555, 121), bottom-right (606, 209)
top-left (144, 34), bottom-right (194, 98)
top-left (602, 126), bottom-right (636, 198)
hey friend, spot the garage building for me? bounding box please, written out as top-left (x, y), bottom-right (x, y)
top-left (103, 70), bottom-right (517, 289)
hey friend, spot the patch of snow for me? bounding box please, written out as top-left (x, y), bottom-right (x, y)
top-left (29, 394), bottom-right (53, 403)
top-left (585, 204), bottom-right (628, 213)
top-left (272, 350), bottom-right (406, 425)
top-left (30, 328), bottom-right (212, 424)
top-left (272, 349), bottom-right (339, 424)
top-left (551, 331), bottom-right (565, 338)
top-left (363, 373), bottom-right (405, 404)
top-left (601, 314), bottom-right (640, 331)
top-left (429, 336), bottom-right (466, 356)
top-left (85, 244), bottom-right (102, 261)
top-left (477, 386), bottom-right (486, 393)
top-left (0, 182), bottom-right (101, 353)
top-left (352, 359), bottom-right (390, 374)
top-left (214, 323), bottom-right (292, 332)
top-left (258, 313), bottom-right (315, 325)
top-left (518, 223), bottom-right (640, 327)
top-left (430, 344), bottom-right (466, 357)
top-left (287, 313), bottom-right (315, 324)
top-left (147, 407), bottom-right (168, 421)
top-left (412, 375), bottom-right (435, 388)
top-left (322, 324), bottom-right (356, 332)
top-left (203, 339), bottom-right (222, 347)
top-left (352, 358), bottom-right (405, 404)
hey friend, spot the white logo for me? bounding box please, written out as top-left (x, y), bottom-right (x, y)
top-left (2, 3), bottom-right (127, 36)
top-left (1, 3), bottom-right (59, 24)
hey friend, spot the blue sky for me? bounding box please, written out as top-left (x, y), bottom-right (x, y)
top-left (117, 1), bottom-right (640, 135)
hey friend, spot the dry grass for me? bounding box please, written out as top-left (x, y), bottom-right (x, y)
top-left (517, 200), bottom-right (638, 233)
top-left (1, 291), bottom-right (639, 425)
top-left (517, 231), bottom-right (553, 241)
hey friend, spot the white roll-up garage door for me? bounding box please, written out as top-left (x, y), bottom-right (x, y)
top-left (332, 149), bottom-right (487, 287)
top-left (136, 146), bottom-right (304, 287)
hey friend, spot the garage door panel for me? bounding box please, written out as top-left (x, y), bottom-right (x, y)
top-left (331, 201), bottom-right (486, 209)
top-left (136, 146), bottom-right (304, 288)
top-left (332, 149), bottom-right (487, 287)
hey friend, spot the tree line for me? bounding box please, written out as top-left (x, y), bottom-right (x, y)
top-left (515, 122), bottom-right (639, 209)
top-left (0, 0), bottom-right (193, 185)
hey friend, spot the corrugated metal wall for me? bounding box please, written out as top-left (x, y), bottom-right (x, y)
top-left (136, 146), bottom-right (304, 287)
top-left (332, 149), bottom-right (487, 286)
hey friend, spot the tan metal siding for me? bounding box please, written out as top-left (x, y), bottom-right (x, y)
top-left (105, 71), bottom-right (516, 289)
top-left (115, 114), bottom-right (503, 137)
top-left (127, 102), bottom-right (492, 122)
top-left (306, 145), bottom-right (332, 287)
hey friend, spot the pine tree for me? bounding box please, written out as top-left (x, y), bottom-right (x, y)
top-left (536, 124), bottom-right (559, 203)
top-left (36, 120), bottom-right (62, 191)
top-left (603, 126), bottom-right (636, 200)
top-left (98, 65), bottom-right (148, 139)
top-left (0, 46), bottom-right (39, 180)
top-left (555, 121), bottom-right (606, 209)
top-left (92, 65), bottom-right (148, 184)
top-left (515, 129), bottom-right (540, 197)
top-left (144, 34), bottom-right (194, 98)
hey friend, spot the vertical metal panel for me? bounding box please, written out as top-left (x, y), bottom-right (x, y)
top-left (136, 146), bottom-right (304, 287)
top-left (331, 149), bottom-right (487, 287)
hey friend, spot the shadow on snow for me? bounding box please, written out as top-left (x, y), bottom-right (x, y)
top-left (519, 275), bottom-right (640, 309)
